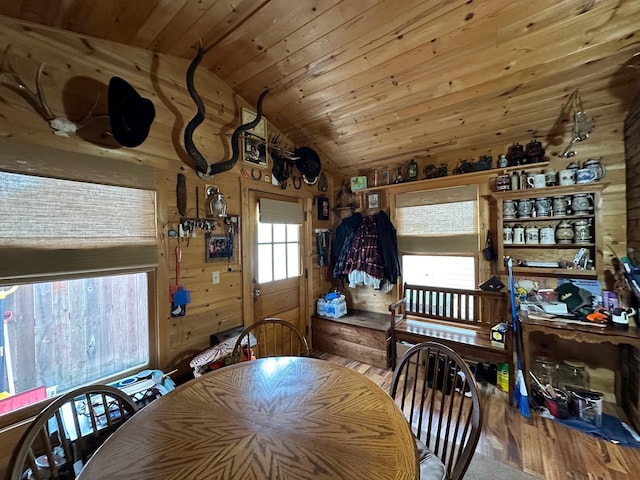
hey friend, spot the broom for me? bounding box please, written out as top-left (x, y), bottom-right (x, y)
top-left (507, 257), bottom-right (530, 418)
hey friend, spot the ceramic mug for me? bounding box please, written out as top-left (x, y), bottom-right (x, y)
top-left (525, 225), bottom-right (539, 244)
top-left (496, 174), bottom-right (511, 191)
top-left (503, 200), bottom-right (517, 219)
top-left (527, 173), bottom-right (546, 189)
top-left (552, 195), bottom-right (570, 216)
top-left (583, 158), bottom-right (606, 180)
top-left (544, 168), bottom-right (557, 186)
top-left (517, 198), bottom-right (533, 218)
top-left (576, 168), bottom-right (598, 184)
top-left (571, 193), bottom-right (593, 214)
top-left (513, 225), bottom-right (525, 244)
top-left (535, 197), bottom-right (551, 217)
top-left (559, 169), bottom-right (575, 185)
top-left (540, 226), bottom-right (556, 244)
top-left (503, 225), bottom-right (513, 244)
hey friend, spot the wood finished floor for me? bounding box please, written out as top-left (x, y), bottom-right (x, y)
top-left (313, 350), bottom-right (640, 480)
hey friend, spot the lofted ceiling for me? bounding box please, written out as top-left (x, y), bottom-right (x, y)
top-left (1, 0), bottom-right (639, 177)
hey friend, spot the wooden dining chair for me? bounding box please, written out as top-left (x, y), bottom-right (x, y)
top-left (6, 384), bottom-right (138, 480)
top-left (231, 317), bottom-right (310, 362)
top-left (389, 342), bottom-right (483, 480)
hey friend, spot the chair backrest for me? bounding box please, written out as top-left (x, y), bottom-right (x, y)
top-left (231, 317), bottom-right (310, 362)
top-left (389, 342), bottom-right (483, 480)
top-left (6, 384), bottom-right (138, 480)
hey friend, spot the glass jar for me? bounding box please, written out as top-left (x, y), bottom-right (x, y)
top-left (532, 351), bottom-right (559, 389)
top-left (558, 360), bottom-right (590, 393)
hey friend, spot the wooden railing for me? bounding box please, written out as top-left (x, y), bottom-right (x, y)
top-left (400, 283), bottom-right (507, 330)
top-left (388, 283), bottom-right (513, 400)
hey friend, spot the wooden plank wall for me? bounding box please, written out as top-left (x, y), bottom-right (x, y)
top-left (626, 92), bottom-right (640, 261)
top-left (623, 90), bottom-right (640, 428)
top-left (0, 17), bottom-right (333, 474)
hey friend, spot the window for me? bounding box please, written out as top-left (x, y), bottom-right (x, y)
top-left (402, 255), bottom-right (476, 289)
top-left (257, 198), bottom-right (302, 284)
top-left (396, 185), bottom-right (479, 288)
top-left (0, 157), bottom-right (157, 419)
top-left (1, 274), bottom-right (149, 414)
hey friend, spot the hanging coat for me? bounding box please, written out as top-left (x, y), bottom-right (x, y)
top-left (331, 212), bottom-right (362, 279)
top-left (376, 210), bottom-right (401, 285)
top-left (343, 215), bottom-right (384, 287)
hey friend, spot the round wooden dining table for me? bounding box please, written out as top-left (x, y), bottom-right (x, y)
top-left (78, 356), bottom-right (419, 480)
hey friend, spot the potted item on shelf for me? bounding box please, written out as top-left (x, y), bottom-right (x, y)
top-left (525, 138), bottom-right (545, 163)
top-left (407, 159), bottom-right (418, 181)
top-left (507, 142), bottom-right (525, 166)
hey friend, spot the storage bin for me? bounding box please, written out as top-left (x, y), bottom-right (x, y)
top-left (316, 295), bottom-right (347, 318)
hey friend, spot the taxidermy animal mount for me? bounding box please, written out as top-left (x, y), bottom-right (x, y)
top-left (184, 42), bottom-right (269, 180)
top-left (0, 47), bottom-right (100, 138)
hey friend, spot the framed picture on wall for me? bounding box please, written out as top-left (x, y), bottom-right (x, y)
top-left (241, 107), bottom-right (267, 168)
top-left (367, 192), bottom-right (379, 209)
top-left (317, 196), bottom-right (330, 220)
top-left (206, 234), bottom-right (231, 262)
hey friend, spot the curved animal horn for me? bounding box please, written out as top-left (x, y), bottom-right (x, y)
top-left (184, 43), bottom-right (209, 177)
top-left (184, 42), bottom-right (269, 179)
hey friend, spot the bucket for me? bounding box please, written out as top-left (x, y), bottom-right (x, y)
top-left (570, 390), bottom-right (603, 427)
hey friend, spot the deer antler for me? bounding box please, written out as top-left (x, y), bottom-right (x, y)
top-left (0, 54), bottom-right (106, 138)
top-left (0, 59), bottom-right (56, 121)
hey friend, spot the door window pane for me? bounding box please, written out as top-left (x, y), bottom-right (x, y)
top-left (273, 224), bottom-right (286, 243)
top-left (287, 244), bottom-right (300, 278)
top-left (256, 222), bottom-right (300, 284)
top-left (258, 222), bottom-right (272, 243)
top-left (273, 244), bottom-right (287, 280)
top-left (287, 224), bottom-right (299, 242)
top-left (258, 244), bottom-right (273, 283)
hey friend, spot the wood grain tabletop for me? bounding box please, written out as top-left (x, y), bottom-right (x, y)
top-left (78, 357), bottom-right (419, 480)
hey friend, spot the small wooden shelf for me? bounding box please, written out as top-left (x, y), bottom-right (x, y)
top-left (512, 266), bottom-right (597, 277)
top-left (490, 182), bottom-right (608, 200)
top-left (503, 213), bottom-right (594, 223)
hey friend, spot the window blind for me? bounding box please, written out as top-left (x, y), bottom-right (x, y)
top-left (0, 169), bottom-right (157, 283)
top-left (395, 184), bottom-right (479, 253)
top-left (259, 198), bottom-right (304, 224)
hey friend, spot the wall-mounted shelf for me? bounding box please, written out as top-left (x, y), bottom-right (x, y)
top-left (357, 161), bottom-right (550, 193)
top-left (491, 182), bottom-right (607, 279)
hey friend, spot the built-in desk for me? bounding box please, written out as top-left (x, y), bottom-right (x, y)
top-left (520, 312), bottom-right (640, 430)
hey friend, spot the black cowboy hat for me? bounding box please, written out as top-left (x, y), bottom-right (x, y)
top-left (108, 77), bottom-right (155, 148)
top-left (294, 146), bottom-right (321, 185)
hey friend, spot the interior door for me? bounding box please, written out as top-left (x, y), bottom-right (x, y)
top-left (246, 190), bottom-right (307, 338)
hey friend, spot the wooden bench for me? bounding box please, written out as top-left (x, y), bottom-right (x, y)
top-left (388, 283), bottom-right (514, 398)
top-left (312, 310), bottom-right (393, 369)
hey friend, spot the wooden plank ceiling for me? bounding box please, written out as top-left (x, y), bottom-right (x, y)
top-left (1, 0), bottom-right (639, 177)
